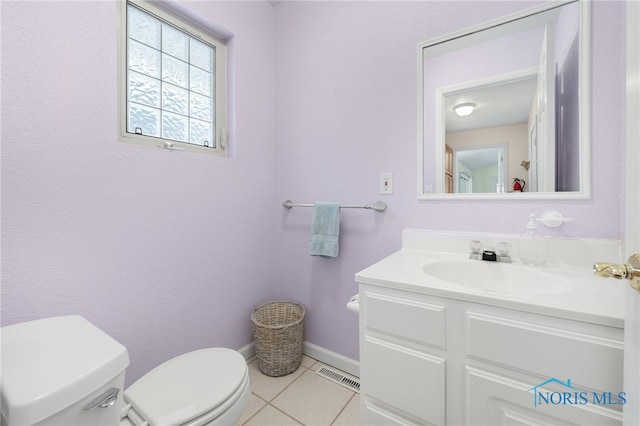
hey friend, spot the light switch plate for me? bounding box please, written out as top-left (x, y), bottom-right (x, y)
top-left (380, 173), bottom-right (393, 194)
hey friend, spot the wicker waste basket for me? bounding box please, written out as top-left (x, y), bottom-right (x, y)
top-left (251, 301), bottom-right (305, 377)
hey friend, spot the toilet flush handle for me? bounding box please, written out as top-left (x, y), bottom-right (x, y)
top-left (84, 387), bottom-right (121, 410)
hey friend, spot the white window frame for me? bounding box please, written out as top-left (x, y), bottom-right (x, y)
top-left (118, 0), bottom-right (227, 156)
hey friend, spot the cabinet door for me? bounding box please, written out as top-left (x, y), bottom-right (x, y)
top-left (466, 367), bottom-right (622, 425)
top-left (363, 336), bottom-right (445, 424)
top-left (362, 399), bottom-right (423, 426)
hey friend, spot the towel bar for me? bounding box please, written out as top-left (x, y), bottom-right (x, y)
top-left (282, 200), bottom-right (387, 212)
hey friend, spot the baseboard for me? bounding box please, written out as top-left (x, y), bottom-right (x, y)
top-left (238, 341), bottom-right (256, 361)
top-left (240, 340), bottom-right (360, 378)
top-left (303, 341), bottom-right (360, 378)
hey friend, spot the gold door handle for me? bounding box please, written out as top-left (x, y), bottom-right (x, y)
top-left (593, 254), bottom-right (640, 291)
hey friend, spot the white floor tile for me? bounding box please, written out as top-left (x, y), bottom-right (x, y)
top-left (271, 369), bottom-right (354, 425)
top-left (237, 393), bottom-right (267, 425)
top-left (301, 355), bottom-right (316, 369)
top-left (240, 356), bottom-right (360, 426)
top-left (243, 404), bottom-right (303, 426)
top-left (332, 394), bottom-right (360, 426)
top-left (248, 360), bottom-right (305, 401)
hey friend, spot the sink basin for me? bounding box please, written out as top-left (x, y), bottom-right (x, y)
top-left (422, 260), bottom-right (573, 294)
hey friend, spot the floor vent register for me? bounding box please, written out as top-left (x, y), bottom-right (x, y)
top-left (314, 365), bottom-right (360, 393)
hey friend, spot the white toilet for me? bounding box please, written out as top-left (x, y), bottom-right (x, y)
top-left (0, 315), bottom-right (251, 426)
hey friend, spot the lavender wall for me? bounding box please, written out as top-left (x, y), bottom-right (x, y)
top-left (1, 0), bottom-right (626, 380)
top-left (273, 0), bottom-right (625, 361)
top-left (1, 1), bottom-right (277, 385)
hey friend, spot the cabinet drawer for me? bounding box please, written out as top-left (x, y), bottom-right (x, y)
top-left (363, 336), bottom-right (445, 424)
top-left (365, 291), bottom-right (446, 349)
top-left (466, 312), bottom-right (623, 392)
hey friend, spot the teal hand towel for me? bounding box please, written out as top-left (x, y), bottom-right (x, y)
top-left (309, 202), bottom-right (340, 257)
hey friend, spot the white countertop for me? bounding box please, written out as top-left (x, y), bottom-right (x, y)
top-left (356, 248), bottom-right (625, 328)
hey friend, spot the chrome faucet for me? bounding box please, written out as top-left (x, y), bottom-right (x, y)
top-left (496, 242), bottom-right (512, 263)
top-left (469, 240), bottom-right (483, 260)
top-left (469, 241), bottom-right (512, 263)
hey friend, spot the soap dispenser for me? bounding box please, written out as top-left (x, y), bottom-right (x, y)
top-left (518, 213), bottom-right (548, 266)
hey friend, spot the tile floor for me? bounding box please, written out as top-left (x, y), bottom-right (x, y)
top-left (238, 355), bottom-right (360, 425)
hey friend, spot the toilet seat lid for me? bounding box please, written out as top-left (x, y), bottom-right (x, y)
top-left (124, 348), bottom-right (247, 426)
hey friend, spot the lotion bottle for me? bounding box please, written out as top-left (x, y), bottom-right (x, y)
top-left (518, 213), bottom-right (548, 266)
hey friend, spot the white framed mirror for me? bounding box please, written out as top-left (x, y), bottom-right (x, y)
top-left (418, 0), bottom-right (590, 200)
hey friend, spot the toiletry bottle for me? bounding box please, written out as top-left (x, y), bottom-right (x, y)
top-left (518, 213), bottom-right (548, 266)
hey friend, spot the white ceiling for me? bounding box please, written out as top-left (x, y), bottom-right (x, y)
top-left (445, 77), bottom-right (538, 133)
top-left (445, 77), bottom-right (537, 171)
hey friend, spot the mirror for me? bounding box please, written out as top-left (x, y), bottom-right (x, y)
top-left (418, 0), bottom-right (590, 200)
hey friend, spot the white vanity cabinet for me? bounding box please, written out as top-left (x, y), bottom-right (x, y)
top-left (359, 287), bottom-right (447, 425)
top-left (358, 284), bottom-right (624, 426)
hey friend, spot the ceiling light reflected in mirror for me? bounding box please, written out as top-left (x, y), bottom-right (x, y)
top-left (454, 103), bottom-right (476, 117)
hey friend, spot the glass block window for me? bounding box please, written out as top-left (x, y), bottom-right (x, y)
top-left (120, 1), bottom-right (226, 155)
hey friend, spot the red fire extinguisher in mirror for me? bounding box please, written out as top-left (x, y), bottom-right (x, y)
top-left (513, 178), bottom-right (525, 192)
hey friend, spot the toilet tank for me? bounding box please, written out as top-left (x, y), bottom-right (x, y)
top-left (1, 315), bottom-right (129, 426)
